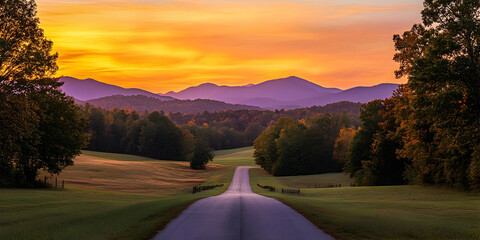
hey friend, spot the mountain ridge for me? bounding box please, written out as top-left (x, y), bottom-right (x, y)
top-left (80, 95), bottom-right (261, 114)
top-left (60, 76), bottom-right (399, 110)
top-left (59, 76), bottom-right (175, 101)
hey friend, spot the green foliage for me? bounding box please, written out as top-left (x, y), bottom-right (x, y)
top-left (189, 139), bottom-right (214, 170)
top-left (392, 0), bottom-right (480, 190)
top-left (254, 114), bottom-right (355, 176)
top-left (0, 0), bottom-right (87, 186)
top-left (82, 105), bottom-right (198, 161)
top-left (345, 0), bottom-right (480, 190)
top-left (344, 100), bottom-right (385, 179)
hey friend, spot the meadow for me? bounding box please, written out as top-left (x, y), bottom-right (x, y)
top-left (2, 147), bottom-right (479, 240)
top-left (250, 168), bottom-right (480, 240)
top-left (0, 148), bottom-right (252, 240)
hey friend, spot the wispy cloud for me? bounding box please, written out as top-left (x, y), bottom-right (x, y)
top-left (36, 0), bottom-right (422, 92)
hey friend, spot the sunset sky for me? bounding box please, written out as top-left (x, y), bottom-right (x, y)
top-left (36, 0), bottom-right (423, 93)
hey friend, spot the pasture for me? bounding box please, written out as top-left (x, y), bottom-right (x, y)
top-left (250, 168), bottom-right (480, 240)
top-left (0, 148), bottom-right (251, 240)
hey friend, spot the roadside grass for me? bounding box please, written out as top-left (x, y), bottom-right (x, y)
top-left (250, 168), bottom-right (480, 240)
top-left (0, 148), bottom-right (247, 240)
top-left (212, 146), bottom-right (257, 167)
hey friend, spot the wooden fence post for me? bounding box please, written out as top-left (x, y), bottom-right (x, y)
top-left (62, 180), bottom-right (64, 189)
top-left (55, 177), bottom-right (58, 188)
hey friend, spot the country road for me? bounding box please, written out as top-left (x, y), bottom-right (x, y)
top-left (152, 167), bottom-right (334, 240)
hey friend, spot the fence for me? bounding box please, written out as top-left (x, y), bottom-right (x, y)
top-left (257, 183), bottom-right (275, 192)
top-left (306, 183), bottom-right (355, 188)
top-left (40, 175), bottom-right (65, 189)
top-left (192, 184), bottom-right (224, 194)
top-left (281, 188), bottom-right (300, 194)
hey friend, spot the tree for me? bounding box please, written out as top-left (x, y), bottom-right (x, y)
top-left (344, 100), bottom-right (385, 181)
top-left (254, 118), bottom-right (297, 173)
top-left (19, 79), bottom-right (88, 184)
top-left (332, 126), bottom-right (356, 167)
top-left (273, 120), bottom-right (307, 176)
top-left (0, 0), bottom-right (58, 81)
top-left (0, 0), bottom-right (87, 186)
top-left (189, 139), bottom-right (214, 170)
top-left (254, 115), bottom-right (356, 176)
top-left (393, 0), bottom-right (480, 189)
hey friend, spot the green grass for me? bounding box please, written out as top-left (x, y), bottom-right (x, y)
top-left (212, 146), bottom-right (257, 167)
top-left (0, 148), bottom-right (249, 240)
top-left (250, 168), bottom-right (480, 240)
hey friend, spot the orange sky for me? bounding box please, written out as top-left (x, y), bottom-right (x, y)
top-left (36, 0), bottom-right (422, 93)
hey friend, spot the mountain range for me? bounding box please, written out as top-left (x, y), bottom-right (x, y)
top-left (162, 76), bottom-right (398, 109)
top-left (60, 76), bottom-right (174, 101)
top-left (59, 76), bottom-right (399, 110)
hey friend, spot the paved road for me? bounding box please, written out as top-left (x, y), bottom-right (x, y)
top-left (153, 167), bottom-right (334, 240)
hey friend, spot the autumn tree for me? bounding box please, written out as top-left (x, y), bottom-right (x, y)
top-left (0, 0), bottom-right (88, 186)
top-left (332, 126), bottom-right (356, 167)
top-left (393, 0), bottom-right (480, 189)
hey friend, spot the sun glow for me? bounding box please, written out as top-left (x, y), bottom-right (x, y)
top-left (36, 0), bottom-right (422, 92)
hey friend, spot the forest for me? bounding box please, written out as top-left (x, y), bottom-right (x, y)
top-left (253, 114), bottom-right (357, 176)
top-left (82, 101), bottom-right (361, 153)
top-left (252, 1), bottom-right (480, 190)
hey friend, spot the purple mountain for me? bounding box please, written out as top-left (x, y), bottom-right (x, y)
top-left (59, 76), bottom-right (175, 101)
top-left (163, 76), bottom-right (398, 109)
top-left (163, 76), bottom-right (342, 107)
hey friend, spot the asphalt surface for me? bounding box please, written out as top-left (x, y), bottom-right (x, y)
top-left (152, 167), bottom-right (335, 240)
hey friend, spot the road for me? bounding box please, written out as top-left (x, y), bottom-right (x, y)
top-left (152, 167), bottom-right (335, 240)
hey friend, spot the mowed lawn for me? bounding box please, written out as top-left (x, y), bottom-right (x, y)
top-left (0, 148), bottom-right (255, 240)
top-left (250, 168), bottom-right (480, 240)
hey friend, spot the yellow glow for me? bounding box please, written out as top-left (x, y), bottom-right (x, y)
top-left (36, 0), bottom-right (422, 92)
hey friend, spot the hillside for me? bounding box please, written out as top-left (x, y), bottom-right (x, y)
top-left (81, 95), bottom-right (261, 114)
top-left (60, 76), bottom-right (174, 101)
top-left (164, 76), bottom-right (342, 108)
top-left (163, 76), bottom-right (398, 109)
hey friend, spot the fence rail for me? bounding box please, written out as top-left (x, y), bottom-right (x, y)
top-left (257, 183), bottom-right (275, 192)
top-left (192, 184), bottom-right (224, 194)
top-left (281, 188), bottom-right (300, 194)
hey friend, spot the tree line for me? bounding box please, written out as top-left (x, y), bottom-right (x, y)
top-left (82, 101), bottom-right (361, 153)
top-left (253, 114), bottom-right (358, 176)
top-left (82, 104), bottom-right (214, 169)
top-left (344, 0), bottom-right (480, 191)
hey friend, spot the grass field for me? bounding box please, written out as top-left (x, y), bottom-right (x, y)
top-left (0, 148), bottom-right (254, 240)
top-left (5, 146), bottom-right (478, 240)
top-left (250, 168), bottom-right (480, 240)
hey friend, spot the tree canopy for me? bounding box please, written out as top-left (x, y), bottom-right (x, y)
top-left (254, 114), bottom-right (355, 176)
top-left (344, 0), bottom-right (480, 190)
top-left (0, 0), bottom-right (87, 186)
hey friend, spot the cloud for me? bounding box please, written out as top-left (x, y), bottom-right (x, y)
top-left (36, 0), bottom-right (422, 92)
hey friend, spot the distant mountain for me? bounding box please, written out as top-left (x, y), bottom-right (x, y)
top-left (63, 75), bottom-right (399, 111)
top-left (81, 95), bottom-right (261, 114)
top-left (163, 76), bottom-right (342, 108)
top-left (295, 83), bottom-right (399, 108)
top-left (59, 76), bottom-right (175, 101)
top-left (163, 76), bottom-right (398, 109)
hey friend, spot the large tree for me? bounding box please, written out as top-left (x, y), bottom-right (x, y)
top-left (0, 0), bottom-right (88, 186)
top-left (393, 0), bottom-right (480, 189)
